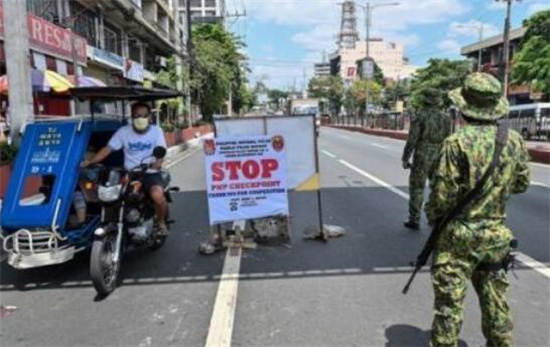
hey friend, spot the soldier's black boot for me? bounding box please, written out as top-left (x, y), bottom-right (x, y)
top-left (404, 220), bottom-right (420, 230)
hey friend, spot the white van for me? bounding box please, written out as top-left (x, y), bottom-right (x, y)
top-left (501, 103), bottom-right (550, 140)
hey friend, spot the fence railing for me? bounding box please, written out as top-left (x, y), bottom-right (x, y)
top-left (331, 113), bottom-right (409, 131)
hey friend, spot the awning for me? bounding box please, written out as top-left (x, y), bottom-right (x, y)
top-left (70, 85), bottom-right (182, 101)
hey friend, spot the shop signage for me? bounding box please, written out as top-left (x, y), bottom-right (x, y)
top-left (0, 2), bottom-right (87, 65)
top-left (204, 135), bottom-right (289, 225)
top-left (89, 46), bottom-right (124, 71)
top-left (125, 59), bottom-right (144, 82)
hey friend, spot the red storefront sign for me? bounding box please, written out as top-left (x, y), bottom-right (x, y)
top-left (0, 2), bottom-right (87, 65)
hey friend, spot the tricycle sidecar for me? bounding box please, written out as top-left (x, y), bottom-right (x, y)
top-left (0, 116), bottom-right (124, 269)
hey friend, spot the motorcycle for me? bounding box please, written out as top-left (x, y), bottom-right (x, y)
top-left (87, 146), bottom-right (179, 296)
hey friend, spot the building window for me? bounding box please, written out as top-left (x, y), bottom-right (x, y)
top-left (191, 10), bottom-right (202, 18)
top-left (69, 2), bottom-right (97, 46)
top-left (128, 39), bottom-right (142, 63)
top-left (191, 0), bottom-right (202, 7)
top-left (104, 24), bottom-right (121, 55)
top-left (205, 10), bottom-right (216, 17)
top-left (27, 0), bottom-right (60, 22)
top-left (205, 0), bottom-right (216, 7)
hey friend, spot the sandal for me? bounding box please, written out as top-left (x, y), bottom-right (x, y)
top-left (155, 224), bottom-right (169, 236)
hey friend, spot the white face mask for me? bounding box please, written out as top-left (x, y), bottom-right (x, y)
top-left (133, 117), bottom-right (149, 131)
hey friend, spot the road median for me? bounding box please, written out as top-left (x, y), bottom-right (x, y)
top-left (327, 125), bottom-right (550, 164)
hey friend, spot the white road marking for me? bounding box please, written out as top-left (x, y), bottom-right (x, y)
top-left (165, 147), bottom-right (201, 169)
top-left (321, 150), bottom-right (336, 158)
top-left (515, 253), bottom-right (550, 279)
top-left (530, 162), bottom-right (550, 169)
top-left (531, 181), bottom-right (550, 188)
top-left (370, 143), bottom-right (388, 149)
top-left (338, 157), bottom-right (550, 279)
top-left (205, 219), bottom-right (244, 347)
top-left (338, 159), bottom-right (410, 200)
top-left (205, 247), bottom-right (242, 347)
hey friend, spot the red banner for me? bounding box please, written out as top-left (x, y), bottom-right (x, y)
top-left (0, 2), bottom-right (87, 65)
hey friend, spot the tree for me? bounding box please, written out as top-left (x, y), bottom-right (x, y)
top-left (344, 79), bottom-right (382, 116)
top-left (409, 59), bottom-right (471, 110)
top-left (512, 10), bottom-right (550, 98)
top-left (155, 56), bottom-right (188, 124)
top-left (307, 75), bottom-right (344, 116)
top-left (382, 79), bottom-right (411, 110)
top-left (232, 84), bottom-right (257, 114)
top-left (191, 24), bottom-right (244, 122)
top-left (267, 89), bottom-right (288, 111)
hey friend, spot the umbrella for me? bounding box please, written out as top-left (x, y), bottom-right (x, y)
top-left (0, 69), bottom-right (74, 94)
top-left (67, 75), bottom-right (107, 87)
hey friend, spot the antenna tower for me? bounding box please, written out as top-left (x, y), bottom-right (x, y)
top-left (338, 1), bottom-right (359, 50)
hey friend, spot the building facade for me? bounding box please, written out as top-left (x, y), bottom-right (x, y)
top-left (314, 62), bottom-right (331, 78)
top-left (330, 38), bottom-right (417, 86)
top-left (0, 0), bottom-right (186, 115)
top-left (177, 0), bottom-right (225, 25)
top-left (460, 27), bottom-right (538, 104)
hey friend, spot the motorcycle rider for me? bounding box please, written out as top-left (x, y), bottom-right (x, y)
top-left (81, 102), bottom-right (169, 235)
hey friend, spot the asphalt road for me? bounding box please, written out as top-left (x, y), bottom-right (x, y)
top-left (1, 127), bottom-right (548, 347)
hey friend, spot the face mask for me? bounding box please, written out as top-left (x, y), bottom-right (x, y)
top-left (133, 118), bottom-right (149, 131)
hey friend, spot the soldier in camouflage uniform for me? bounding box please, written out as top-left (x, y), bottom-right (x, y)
top-left (402, 88), bottom-right (452, 230)
top-left (425, 73), bottom-right (531, 347)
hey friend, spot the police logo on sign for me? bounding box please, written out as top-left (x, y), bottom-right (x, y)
top-left (204, 139), bottom-right (216, 155)
top-left (271, 135), bottom-right (284, 152)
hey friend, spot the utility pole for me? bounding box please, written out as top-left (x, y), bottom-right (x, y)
top-left (500, 0), bottom-right (513, 97)
top-left (357, 2), bottom-right (399, 125)
top-left (456, 23), bottom-right (484, 71)
top-left (186, 0), bottom-right (195, 124)
top-left (495, 0), bottom-right (522, 95)
top-left (3, 0), bottom-right (33, 143)
top-left (226, 9), bottom-right (246, 117)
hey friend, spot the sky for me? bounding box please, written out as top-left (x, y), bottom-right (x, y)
top-left (225, 0), bottom-right (550, 90)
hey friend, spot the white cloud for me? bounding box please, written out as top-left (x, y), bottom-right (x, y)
top-left (527, 3), bottom-right (550, 16)
top-left (449, 20), bottom-right (500, 40)
top-left (241, 0), bottom-right (470, 88)
top-left (486, 1), bottom-right (507, 11)
top-left (437, 39), bottom-right (461, 55)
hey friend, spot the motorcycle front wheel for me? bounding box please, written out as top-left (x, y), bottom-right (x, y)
top-left (90, 231), bottom-right (120, 296)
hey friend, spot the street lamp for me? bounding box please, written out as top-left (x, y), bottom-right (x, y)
top-left (356, 2), bottom-right (400, 125)
top-left (456, 23), bottom-right (484, 71)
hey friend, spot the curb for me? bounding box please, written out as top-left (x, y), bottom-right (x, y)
top-left (327, 125), bottom-right (550, 165)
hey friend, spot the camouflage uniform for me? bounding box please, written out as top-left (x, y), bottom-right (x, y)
top-left (402, 92), bottom-right (451, 226)
top-left (425, 73), bottom-right (531, 347)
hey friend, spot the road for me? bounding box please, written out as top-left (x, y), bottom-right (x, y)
top-left (1, 127), bottom-right (548, 346)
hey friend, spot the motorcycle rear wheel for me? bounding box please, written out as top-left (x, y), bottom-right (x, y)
top-left (90, 232), bottom-right (120, 296)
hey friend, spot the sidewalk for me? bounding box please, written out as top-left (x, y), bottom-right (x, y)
top-left (327, 125), bottom-right (550, 164)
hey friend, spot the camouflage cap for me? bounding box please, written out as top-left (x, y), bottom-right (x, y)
top-left (448, 72), bottom-right (509, 120)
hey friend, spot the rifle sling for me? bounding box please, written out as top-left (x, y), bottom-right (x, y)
top-left (418, 124), bottom-right (509, 263)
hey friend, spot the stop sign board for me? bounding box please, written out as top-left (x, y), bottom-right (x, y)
top-left (204, 135), bottom-right (289, 225)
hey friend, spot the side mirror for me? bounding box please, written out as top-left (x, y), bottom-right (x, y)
top-left (153, 146), bottom-right (167, 159)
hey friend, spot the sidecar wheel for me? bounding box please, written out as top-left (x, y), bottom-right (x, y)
top-left (90, 233), bottom-right (119, 296)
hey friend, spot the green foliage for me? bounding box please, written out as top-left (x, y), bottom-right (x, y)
top-left (382, 79), bottom-right (411, 109)
top-left (160, 123), bottom-right (176, 132)
top-left (0, 142), bottom-right (18, 165)
top-left (233, 84), bottom-right (257, 113)
top-left (308, 76), bottom-right (344, 116)
top-left (344, 79), bottom-right (382, 115)
top-left (191, 24), bottom-right (245, 121)
top-left (410, 59), bottom-right (471, 110)
top-left (175, 120), bottom-right (190, 129)
top-left (512, 10), bottom-right (550, 97)
top-left (267, 89), bottom-right (288, 111)
top-left (193, 119), bottom-right (211, 127)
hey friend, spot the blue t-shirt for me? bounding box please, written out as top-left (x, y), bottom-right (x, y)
top-left (108, 125), bottom-right (166, 170)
